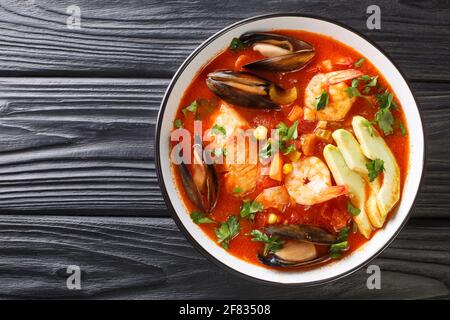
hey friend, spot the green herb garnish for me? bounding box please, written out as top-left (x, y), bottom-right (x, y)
top-left (373, 90), bottom-right (396, 135)
top-left (330, 227), bottom-right (350, 259)
top-left (259, 140), bottom-right (272, 159)
top-left (399, 122), bottom-right (407, 136)
top-left (374, 108), bottom-right (394, 135)
top-left (182, 100), bottom-right (198, 116)
top-left (249, 230), bottom-right (284, 256)
top-left (362, 119), bottom-right (375, 137)
top-left (347, 202), bottom-right (361, 216)
top-left (229, 37), bottom-right (246, 52)
top-left (233, 187), bottom-right (243, 194)
top-left (215, 215), bottom-right (240, 250)
top-left (286, 120), bottom-right (299, 140)
top-left (366, 159), bottom-right (385, 182)
top-left (354, 58), bottom-right (365, 68)
top-left (345, 86), bottom-right (361, 98)
top-left (314, 90), bottom-right (329, 110)
top-left (212, 124), bottom-right (226, 135)
top-left (173, 119), bottom-right (183, 129)
top-left (273, 120), bottom-right (299, 155)
top-left (240, 200), bottom-right (264, 221)
top-left (190, 211), bottom-right (215, 224)
top-left (282, 144), bottom-right (296, 155)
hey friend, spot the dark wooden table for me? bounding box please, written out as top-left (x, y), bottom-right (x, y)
top-left (0, 0), bottom-right (448, 299)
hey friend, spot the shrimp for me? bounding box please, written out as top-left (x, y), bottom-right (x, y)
top-left (284, 156), bottom-right (348, 206)
top-left (304, 69), bottom-right (363, 121)
top-left (255, 185), bottom-right (291, 211)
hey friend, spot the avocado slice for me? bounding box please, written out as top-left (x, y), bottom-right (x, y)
top-left (352, 116), bottom-right (400, 218)
top-left (323, 144), bottom-right (372, 238)
top-left (332, 128), bottom-right (384, 227)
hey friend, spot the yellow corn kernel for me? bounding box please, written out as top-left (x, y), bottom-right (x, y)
top-left (282, 163), bottom-right (293, 174)
top-left (288, 150), bottom-right (302, 162)
top-left (253, 125), bottom-right (268, 140)
top-left (267, 213), bottom-right (278, 224)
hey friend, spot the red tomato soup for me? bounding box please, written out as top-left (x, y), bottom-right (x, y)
top-left (170, 30), bottom-right (409, 270)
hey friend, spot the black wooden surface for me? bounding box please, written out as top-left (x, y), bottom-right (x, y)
top-left (0, 0), bottom-right (448, 299)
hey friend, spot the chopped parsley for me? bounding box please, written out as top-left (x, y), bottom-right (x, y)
top-left (249, 230), bottom-right (284, 256)
top-left (240, 200), bottom-right (264, 221)
top-left (362, 119), bottom-right (375, 137)
top-left (373, 90), bottom-right (398, 135)
top-left (190, 211), bottom-right (215, 224)
top-left (233, 187), bottom-right (243, 194)
top-left (345, 86), bottom-right (361, 98)
top-left (229, 37), bottom-right (246, 52)
top-left (182, 100), bottom-right (198, 116)
top-left (259, 139), bottom-right (273, 159)
top-left (366, 159), bottom-right (385, 182)
top-left (173, 119), bottom-right (183, 129)
top-left (354, 58), bottom-right (365, 68)
top-left (399, 122), bottom-right (407, 136)
top-left (347, 202), bottom-right (361, 216)
top-left (314, 90), bottom-right (329, 110)
top-left (212, 124), bottom-right (226, 135)
top-left (215, 215), bottom-right (240, 250)
top-left (271, 120), bottom-right (299, 155)
top-left (330, 227), bottom-right (350, 259)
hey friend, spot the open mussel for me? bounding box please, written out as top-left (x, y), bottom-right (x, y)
top-left (206, 70), bottom-right (296, 109)
top-left (239, 32), bottom-right (315, 72)
top-left (259, 241), bottom-right (330, 267)
top-left (177, 145), bottom-right (219, 213)
top-left (259, 224), bottom-right (341, 267)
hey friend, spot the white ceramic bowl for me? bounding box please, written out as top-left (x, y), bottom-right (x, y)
top-left (156, 14), bottom-right (425, 285)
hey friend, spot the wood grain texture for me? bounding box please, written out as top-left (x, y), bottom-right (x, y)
top-left (0, 0), bottom-right (448, 80)
top-left (0, 78), bottom-right (447, 218)
top-left (0, 215), bottom-right (448, 299)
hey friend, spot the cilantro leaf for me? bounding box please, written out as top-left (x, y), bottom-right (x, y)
top-left (282, 144), bottom-right (296, 155)
top-left (362, 119), bottom-right (375, 137)
top-left (286, 120), bottom-right (299, 140)
top-left (376, 90), bottom-right (394, 110)
top-left (249, 230), bottom-right (285, 256)
top-left (215, 215), bottom-right (240, 250)
top-left (182, 100), bottom-right (198, 116)
top-left (190, 211), bottom-right (215, 224)
top-left (233, 187), bottom-right (243, 194)
top-left (366, 159), bottom-right (384, 182)
top-left (240, 200), bottom-right (264, 221)
top-left (229, 37), bottom-right (246, 52)
top-left (314, 91), bottom-right (329, 110)
top-left (276, 122), bottom-right (288, 137)
top-left (330, 227), bottom-right (350, 259)
top-left (375, 108), bottom-right (394, 135)
top-left (173, 119), bottom-right (183, 129)
top-left (345, 86), bottom-right (361, 98)
top-left (347, 202), bottom-right (361, 216)
top-left (354, 58), bottom-right (365, 68)
top-left (399, 122), bottom-right (407, 136)
top-left (212, 124), bottom-right (226, 135)
top-left (259, 140), bottom-right (272, 159)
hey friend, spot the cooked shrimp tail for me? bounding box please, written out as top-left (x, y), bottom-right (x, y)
top-left (327, 69), bottom-right (363, 84)
top-left (315, 185), bottom-right (348, 203)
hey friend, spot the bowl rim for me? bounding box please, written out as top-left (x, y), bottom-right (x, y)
top-left (155, 13), bottom-right (426, 287)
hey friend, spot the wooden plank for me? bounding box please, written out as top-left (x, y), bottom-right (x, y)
top-left (0, 215), bottom-right (447, 299)
top-left (0, 78), bottom-right (447, 217)
top-left (0, 0), bottom-right (448, 80)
